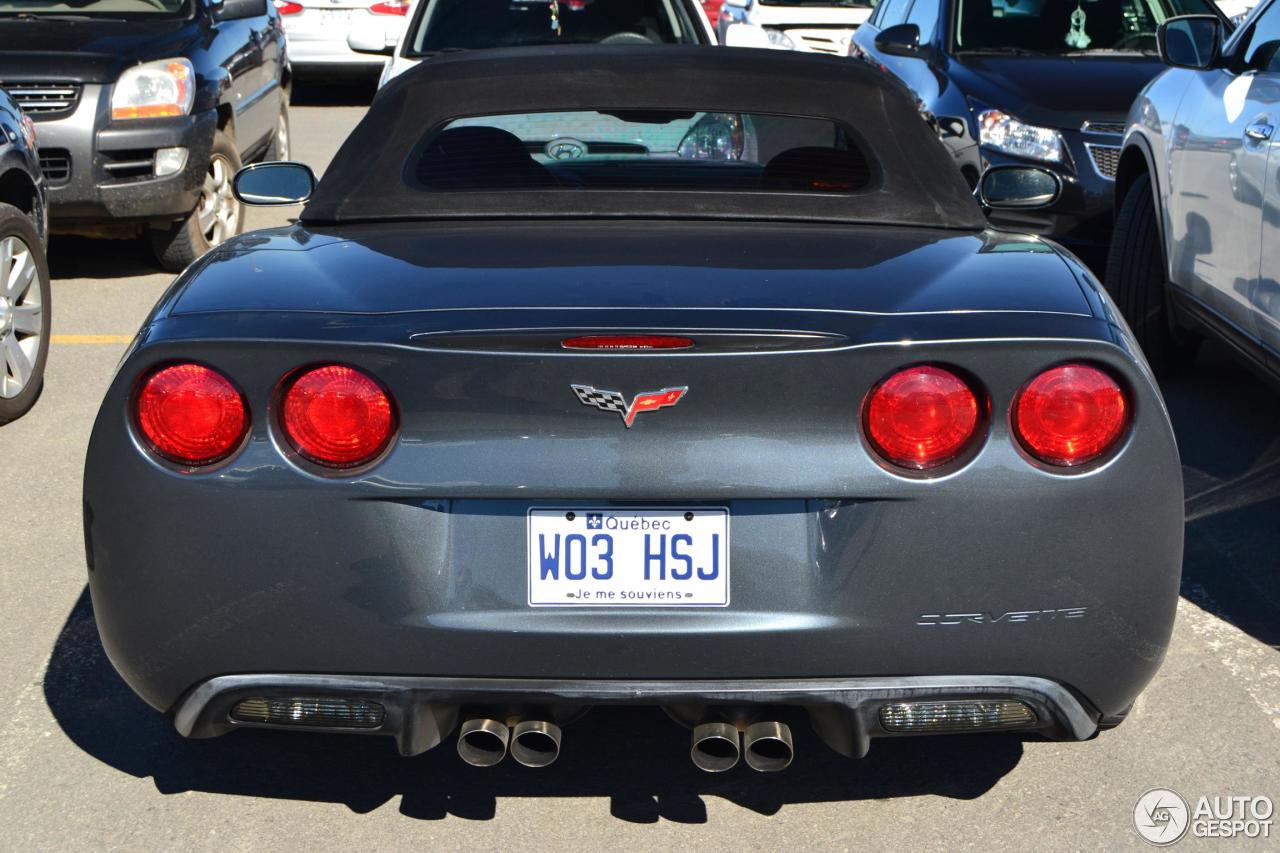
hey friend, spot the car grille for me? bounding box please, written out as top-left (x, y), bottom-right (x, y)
top-left (38, 148), bottom-right (71, 185)
top-left (101, 149), bottom-right (156, 181)
top-left (1, 82), bottom-right (81, 119)
top-left (1081, 120), bottom-right (1125, 136)
top-left (1086, 143), bottom-right (1120, 180)
top-left (785, 28), bottom-right (855, 56)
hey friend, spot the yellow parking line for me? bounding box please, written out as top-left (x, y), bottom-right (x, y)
top-left (51, 334), bottom-right (134, 345)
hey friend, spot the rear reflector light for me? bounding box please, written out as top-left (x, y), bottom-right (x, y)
top-left (369, 0), bottom-right (409, 13)
top-left (863, 365), bottom-right (980, 470)
top-left (274, 0), bottom-right (303, 14)
top-left (879, 700), bottom-right (1037, 733)
top-left (231, 697), bottom-right (384, 728)
top-left (281, 364), bottom-right (395, 468)
top-left (136, 363), bottom-right (247, 467)
top-left (562, 335), bottom-right (694, 351)
top-left (1013, 363), bottom-right (1127, 467)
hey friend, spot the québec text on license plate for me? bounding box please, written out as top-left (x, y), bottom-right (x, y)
top-left (527, 508), bottom-right (730, 607)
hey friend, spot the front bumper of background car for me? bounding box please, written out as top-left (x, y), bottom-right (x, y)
top-left (981, 127), bottom-right (1121, 269)
top-left (33, 83), bottom-right (215, 227)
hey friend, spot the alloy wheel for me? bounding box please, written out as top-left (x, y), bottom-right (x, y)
top-left (197, 155), bottom-right (240, 246)
top-left (0, 234), bottom-right (42, 400)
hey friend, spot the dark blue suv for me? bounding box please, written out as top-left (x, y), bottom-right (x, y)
top-left (853, 0), bottom-right (1227, 267)
top-left (0, 0), bottom-right (290, 271)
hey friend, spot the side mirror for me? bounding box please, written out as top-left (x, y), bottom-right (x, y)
top-left (1157, 15), bottom-right (1222, 70)
top-left (214, 0), bottom-right (266, 22)
top-left (978, 166), bottom-right (1061, 210)
top-left (348, 18), bottom-right (401, 56)
top-left (722, 22), bottom-right (774, 49)
top-left (232, 161), bottom-right (316, 206)
top-left (875, 23), bottom-right (931, 60)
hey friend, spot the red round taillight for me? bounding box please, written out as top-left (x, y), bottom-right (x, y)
top-left (863, 365), bottom-right (981, 470)
top-left (136, 363), bottom-right (248, 467)
top-left (281, 364), bottom-right (395, 468)
top-left (1013, 363), bottom-right (1128, 467)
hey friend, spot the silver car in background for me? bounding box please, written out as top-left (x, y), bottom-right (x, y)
top-left (1108, 10), bottom-right (1280, 382)
top-left (276, 0), bottom-right (411, 76)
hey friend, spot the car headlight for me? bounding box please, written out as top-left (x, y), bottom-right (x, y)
top-left (677, 112), bottom-right (746, 161)
top-left (765, 28), bottom-right (796, 50)
top-left (112, 58), bottom-right (195, 121)
top-left (977, 109), bottom-right (1063, 164)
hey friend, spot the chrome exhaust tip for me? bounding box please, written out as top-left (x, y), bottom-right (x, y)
top-left (510, 720), bottom-right (562, 768)
top-left (743, 721), bottom-right (794, 772)
top-left (457, 718), bottom-right (510, 767)
top-left (690, 721), bottom-right (740, 773)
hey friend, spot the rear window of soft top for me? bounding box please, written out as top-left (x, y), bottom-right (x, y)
top-left (406, 110), bottom-right (878, 195)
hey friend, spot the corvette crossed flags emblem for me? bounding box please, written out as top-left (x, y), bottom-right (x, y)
top-left (571, 385), bottom-right (688, 428)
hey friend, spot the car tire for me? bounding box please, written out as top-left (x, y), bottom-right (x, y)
top-left (265, 101), bottom-right (290, 161)
top-left (0, 202), bottom-right (51, 425)
top-left (1105, 172), bottom-right (1199, 376)
top-left (149, 129), bottom-right (245, 273)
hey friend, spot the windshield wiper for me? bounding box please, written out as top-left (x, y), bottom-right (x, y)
top-left (0, 12), bottom-right (123, 20)
top-left (957, 47), bottom-right (1041, 56)
top-left (1055, 48), bottom-right (1159, 56)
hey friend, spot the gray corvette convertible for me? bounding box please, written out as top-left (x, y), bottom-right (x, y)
top-left (84, 47), bottom-right (1183, 773)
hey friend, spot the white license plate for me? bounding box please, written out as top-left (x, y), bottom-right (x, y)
top-left (527, 508), bottom-right (730, 607)
top-left (316, 8), bottom-right (356, 22)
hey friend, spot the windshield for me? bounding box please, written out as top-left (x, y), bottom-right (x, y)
top-left (407, 110), bottom-right (876, 194)
top-left (0, 0), bottom-right (187, 15)
top-left (955, 0), bottom-right (1218, 54)
top-left (410, 0), bottom-right (698, 53)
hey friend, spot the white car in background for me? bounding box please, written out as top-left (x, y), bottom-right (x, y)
top-left (349, 0), bottom-right (716, 88)
top-left (715, 0), bottom-right (874, 55)
top-left (276, 0), bottom-right (412, 76)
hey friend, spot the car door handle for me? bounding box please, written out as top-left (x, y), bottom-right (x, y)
top-left (1245, 122), bottom-right (1274, 141)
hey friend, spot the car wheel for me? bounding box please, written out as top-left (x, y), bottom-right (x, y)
top-left (0, 202), bottom-right (51, 425)
top-left (1104, 172), bottom-right (1200, 376)
top-left (266, 102), bottom-right (290, 161)
top-left (149, 129), bottom-right (245, 272)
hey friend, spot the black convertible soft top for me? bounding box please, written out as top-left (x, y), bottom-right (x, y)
top-left (302, 45), bottom-right (987, 230)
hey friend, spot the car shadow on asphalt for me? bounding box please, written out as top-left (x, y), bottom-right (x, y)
top-left (1160, 340), bottom-right (1280, 650)
top-left (47, 236), bottom-right (163, 281)
top-left (44, 589), bottom-right (1023, 820)
top-left (289, 78), bottom-right (378, 108)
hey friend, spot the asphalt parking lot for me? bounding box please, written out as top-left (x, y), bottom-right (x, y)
top-left (1, 83), bottom-right (1277, 850)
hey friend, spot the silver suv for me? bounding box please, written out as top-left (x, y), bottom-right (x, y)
top-left (1108, 10), bottom-right (1280, 379)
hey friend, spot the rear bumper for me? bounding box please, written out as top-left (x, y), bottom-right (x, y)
top-left (285, 18), bottom-right (390, 69)
top-left (174, 673), bottom-right (1100, 757)
top-left (35, 83), bottom-right (215, 226)
top-left (85, 332), bottom-right (1183, 731)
